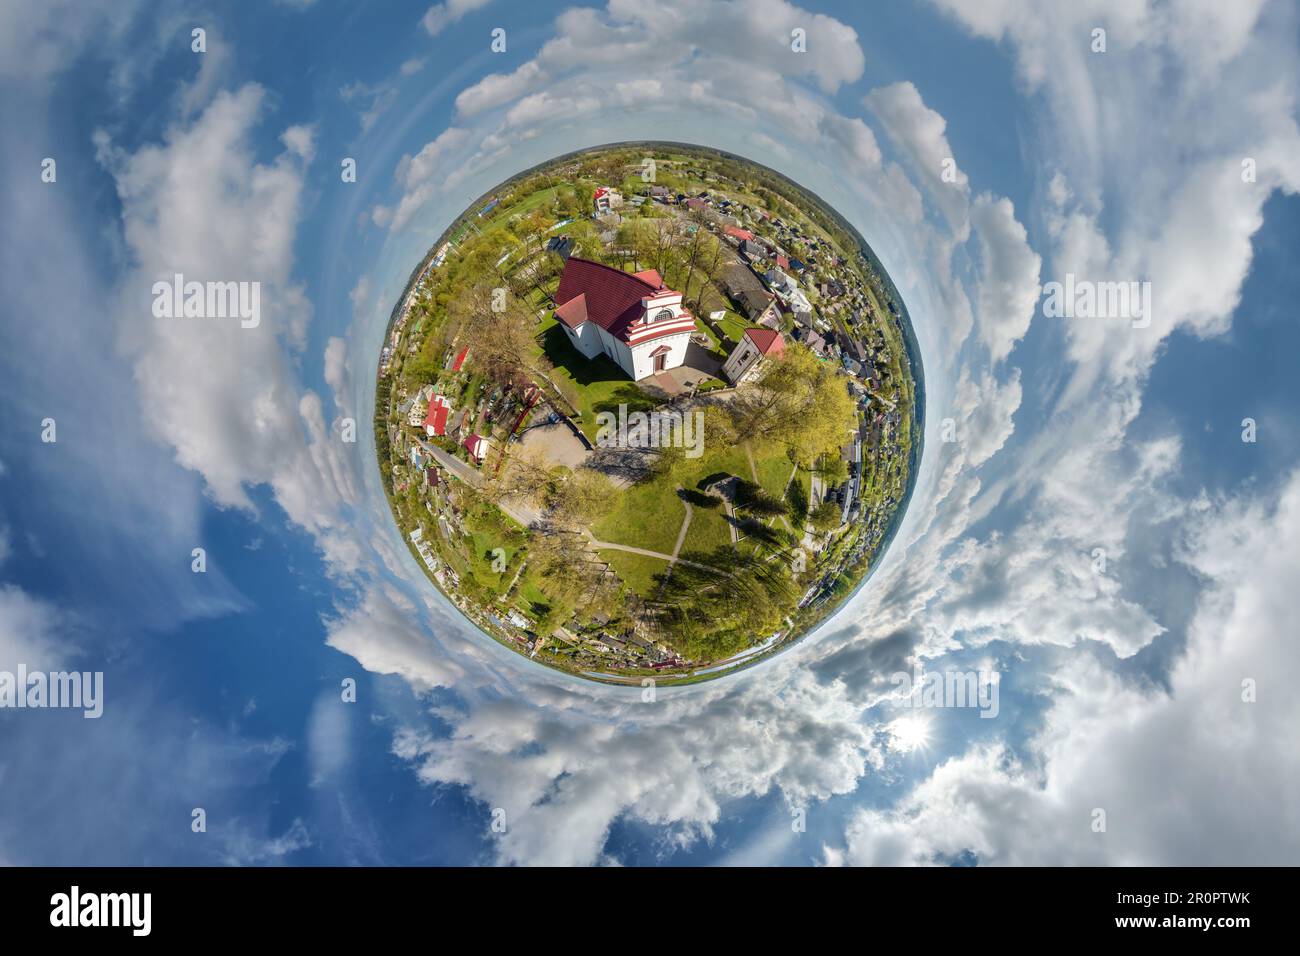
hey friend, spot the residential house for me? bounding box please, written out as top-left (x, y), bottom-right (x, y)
top-left (464, 433), bottom-right (493, 464)
top-left (791, 323), bottom-right (828, 356)
top-left (593, 186), bottom-right (623, 215)
top-left (764, 267), bottom-right (814, 320)
top-left (423, 394), bottom-right (452, 437)
top-left (546, 235), bottom-right (574, 259)
top-left (722, 327), bottom-right (785, 385)
top-left (721, 264), bottom-right (780, 327)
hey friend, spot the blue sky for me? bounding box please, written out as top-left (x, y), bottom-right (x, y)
top-left (1, 0), bottom-right (1299, 866)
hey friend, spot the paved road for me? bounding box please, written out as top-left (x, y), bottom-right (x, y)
top-left (421, 440), bottom-right (541, 527)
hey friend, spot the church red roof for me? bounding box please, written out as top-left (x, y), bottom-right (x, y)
top-left (554, 258), bottom-right (665, 339)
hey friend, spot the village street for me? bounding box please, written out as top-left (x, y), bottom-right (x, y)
top-left (419, 440), bottom-right (543, 528)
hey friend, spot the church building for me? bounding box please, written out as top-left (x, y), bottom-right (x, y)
top-left (553, 257), bottom-right (697, 381)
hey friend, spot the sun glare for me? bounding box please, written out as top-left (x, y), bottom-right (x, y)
top-left (888, 715), bottom-right (933, 754)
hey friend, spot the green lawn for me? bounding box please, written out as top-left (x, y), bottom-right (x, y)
top-left (535, 315), bottom-right (658, 442)
top-left (752, 442), bottom-right (796, 500)
top-left (714, 311), bottom-right (752, 349)
top-left (516, 578), bottom-right (550, 612)
top-left (679, 433), bottom-right (752, 489)
top-left (477, 186), bottom-right (561, 239)
top-left (598, 549), bottom-right (668, 597)
top-left (680, 502), bottom-right (733, 556)
top-left (592, 411), bottom-right (784, 563)
top-left (591, 479), bottom-right (685, 554)
top-left (693, 318), bottom-right (726, 358)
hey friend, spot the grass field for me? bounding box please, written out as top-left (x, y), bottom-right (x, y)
top-left (476, 186), bottom-right (561, 239)
top-left (714, 311), bottom-right (752, 349)
top-left (680, 502), bottom-right (733, 556)
top-left (598, 549), bottom-right (668, 597)
top-left (591, 479), bottom-right (685, 554)
top-left (752, 442), bottom-right (796, 500)
top-left (535, 315), bottom-right (658, 442)
top-left (594, 412), bottom-right (789, 567)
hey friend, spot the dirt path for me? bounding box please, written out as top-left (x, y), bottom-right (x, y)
top-left (583, 534), bottom-right (718, 573)
top-left (668, 490), bottom-right (694, 563)
top-left (655, 488), bottom-right (695, 596)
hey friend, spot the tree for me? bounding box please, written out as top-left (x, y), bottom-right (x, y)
top-left (815, 453), bottom-right (851, 485)
top-left (487, 445), bottom-right (556, 506)
top-left (546, 468), bottom-right (618, 528)
top-left (733, 479), bottom-right (788, 518)
top-left (651, 549), bottom-right (795, 660)
top-left (526, 531), bottom-right (622, 631)
top-left (575, 181), bottom-right (596, 217)
top-left (647, 442), bottom-right (688, 483)
top-left (724, 343), bottom-right (858, 468)
top-left (454, 283), bottom-right (551, 391)
top-left (809, 499), bottom-right (841, 532)
top-left (679, 207), bottom-right (711, 305)
top-left (647, 217), bottom-right (682, 275)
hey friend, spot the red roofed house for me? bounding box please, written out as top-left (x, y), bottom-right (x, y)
top-left (593, 186), bottom-right (622, 215)
top-left (423, 394), bottom-right (451, 438)
top-left (552, 257), bottom-right (698, 381)
top-left (450, 347), bottom-right (469, 372)
top-left (722, 327), bottom-right (785, 385)
top-left (723, 225), bottom-right (754, 243)
top-left (464, 433), bottom-right (492, 464)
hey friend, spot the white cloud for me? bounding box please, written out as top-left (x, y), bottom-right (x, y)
top-left (95, 85), bottom-right (363, 570)
top-left (865, 81), bottom-right (969, 237)
top-left (0, 584), bottom-right (68, 672)
top-left (421, 0), bottom-right (494, 37)
top-left (325, 584), bottom-right (468, 692)
top-left (393, 663), bottom-right (887, 866)
top-left (968, 194), bottom-right (1041, 363)
top-left (382, 0), bottom-right (874, 232)
top-left (830, 467), bottom-right (1300, 865)
top-left (341, 78), bottom-right (399, 134)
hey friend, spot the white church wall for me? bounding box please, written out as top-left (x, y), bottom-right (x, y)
top-left (631, 330), bottom-right (692, 380)
top-left (563, 322), bottom-right (603, 360)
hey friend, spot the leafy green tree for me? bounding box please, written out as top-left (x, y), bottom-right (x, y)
top-left (809, 499), bottom-right (841, 532)
top-left (815, 454), bottom-right (851, 485)
top-left (725, 344), bottom-right (857, 468)
top-left (732, 479), bottom-right (788, 517)
top-left (651, 549), bottom-right (795, 660)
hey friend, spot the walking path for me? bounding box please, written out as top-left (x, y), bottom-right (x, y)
top-left (722, 498), bottom-right (740, 546)
top-left (655, 488), bottom-right (695, 595)
top-left (583, 535), bottom-right (719, 574)
top-left (668, 490), bottom-right (694, 563)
